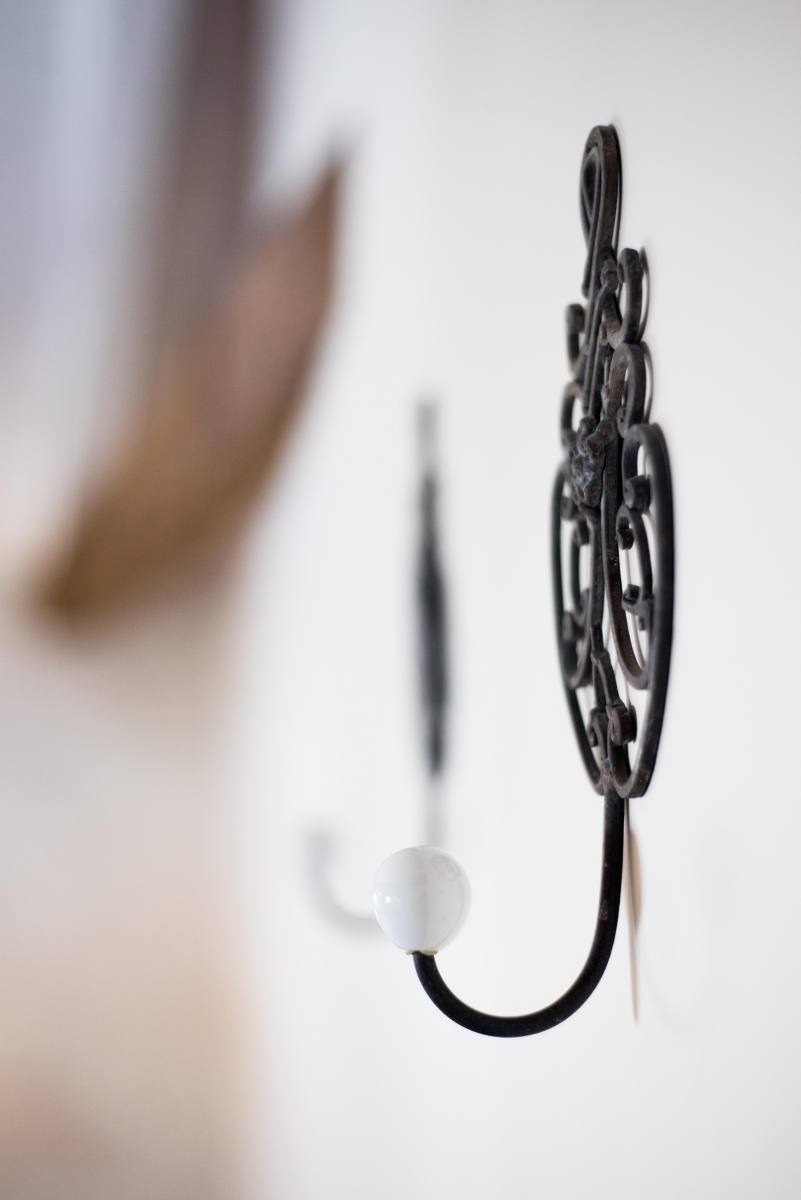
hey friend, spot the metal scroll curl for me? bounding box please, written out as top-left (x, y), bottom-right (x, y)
top-left (552, 125), bottom-right (674, 801)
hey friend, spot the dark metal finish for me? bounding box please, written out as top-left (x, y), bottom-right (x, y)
top-left (410, 125), bottom-right (674, 1036)
top-left (413, 790), bottom-right (624, 1036)
top-left (553, 126), bottom-right (673, 800)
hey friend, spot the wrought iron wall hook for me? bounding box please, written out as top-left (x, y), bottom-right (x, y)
top-left (302, 400), bottom-right (450, 929)
top-left (373, 126), bottom-right (674, 1036)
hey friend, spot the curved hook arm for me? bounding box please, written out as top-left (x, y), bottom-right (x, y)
top-left (411, 790), bottom-right (624, 1037)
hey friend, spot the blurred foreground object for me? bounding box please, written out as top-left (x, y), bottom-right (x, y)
top-left (0, 2), bottom-right (340, 1199)
top-left (41, 164), bottom-right (340, 619)
top-left (2, 0), bottom-right (340, 621)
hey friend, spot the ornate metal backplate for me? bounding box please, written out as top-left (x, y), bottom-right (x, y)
top-left (552, 126), bottom-right (674, 799)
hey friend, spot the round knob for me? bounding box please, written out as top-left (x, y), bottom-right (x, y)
top-left (373, 846), bottom-right (470, 954)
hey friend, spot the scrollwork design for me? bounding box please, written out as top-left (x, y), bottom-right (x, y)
top-left (380, 126), bottom-right (668, 1041)
top-left (552, 126), bottom-right (674, 800)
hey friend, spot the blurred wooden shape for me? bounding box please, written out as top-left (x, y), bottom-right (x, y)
top-left (41, 164), bottom-right (340, 620)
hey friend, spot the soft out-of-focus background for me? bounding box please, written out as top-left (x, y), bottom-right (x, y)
top-left (2, 2), bottom-right (801, 1198)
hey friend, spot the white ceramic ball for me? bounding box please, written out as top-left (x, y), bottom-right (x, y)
top-left (373, 846), bottom-right (470, 953)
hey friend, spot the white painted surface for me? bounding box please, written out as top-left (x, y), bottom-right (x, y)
top-left (233, 2), bottom-right (801, 1197)
top-left (3, 3), bottom-right (800, 1197)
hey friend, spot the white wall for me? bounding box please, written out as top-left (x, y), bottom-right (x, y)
top-left (233, 2), bottom-right (801, 1197)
